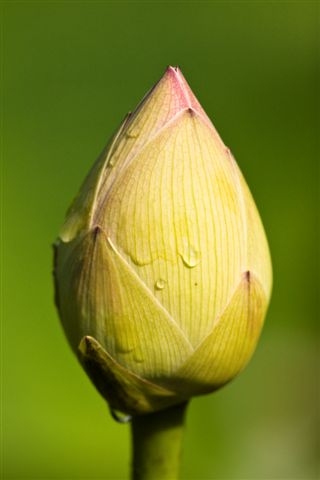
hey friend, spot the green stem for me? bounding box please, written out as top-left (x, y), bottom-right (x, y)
top-left (131, 402), bottom-right (188, 480)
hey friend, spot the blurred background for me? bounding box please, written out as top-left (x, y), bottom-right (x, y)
top-left (2, 1), bottom-right (318, 479)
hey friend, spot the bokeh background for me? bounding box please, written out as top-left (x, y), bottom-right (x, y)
top-left (2, 1), bottom-right (318, 479)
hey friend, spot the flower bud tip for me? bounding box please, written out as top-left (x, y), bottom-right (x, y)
top-left (162, 65), bottom-right (208, 121)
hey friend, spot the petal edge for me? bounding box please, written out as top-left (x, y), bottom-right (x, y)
top-left (167, 272), bottom-right (268, 395)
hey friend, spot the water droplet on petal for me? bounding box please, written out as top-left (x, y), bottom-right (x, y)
top-left (116, 346), bottom-right (135, 355)
top-left (110, 408), bottom-right (132, 424)
top-left (114, 334), bottom-right (135, 355)
top-left (107, 153), bottom-right (120, 168)
top-left (133, 351), bottom-right (144, 363)
top-left (155, 278), bottom-right (166, 290)
top-left (126, 128), bottom-right (139, 139)
top-left (180, 244), bottom-right (200, 268)
top-left (130, 252), bottom-right (152, 267)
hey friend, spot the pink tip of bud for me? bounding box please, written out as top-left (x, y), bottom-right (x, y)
top-left (163, 66), bottom-right (209, 122)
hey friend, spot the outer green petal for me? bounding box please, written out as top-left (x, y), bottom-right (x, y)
top-left (168, 271), bottom-right (267, 395)
top-left (55, 227), bottom-right (193, 379)
top-left (78, 336), bottom-right (187, 415)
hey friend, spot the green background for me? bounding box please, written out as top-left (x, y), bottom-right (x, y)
top-left (2, 1), bottom-right (318, 479)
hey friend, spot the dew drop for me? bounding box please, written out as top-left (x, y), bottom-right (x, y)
top-left (126, 129), bottom-right (139, 139)
top-left (110, 408), bottom-right (132, 424)
top-left (107, 153), bottom-right (119, 168)
top-left (114, 337), bottom-right (135, 355)
top-left (133, 351), bottom-right (144, 363)
top-left (130, 252), bottom-right (152, 267)
top-left (180, 244), bottom-right (200, 268)
top-left (155, 278), bottom-right (166, 290)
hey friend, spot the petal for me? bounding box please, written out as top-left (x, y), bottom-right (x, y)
top-left (78, 336), bottom-right (187, 415)
top-left (90, 67), bottom-right (215, 224)
top-left (168, 272), bottom-right (268, 395)
top-left (55, 227), bottom-right (193, 379)
top-left (96, 111), bottom-right (248, 346)
top-left (60, 67), bottom-right (214, 243)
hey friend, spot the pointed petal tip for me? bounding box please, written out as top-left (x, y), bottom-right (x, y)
top-left (92, 224), bottom-right (103, 238)
top-left (165, 65), bottom-right (181, 75)
top-left (244, 270), bottom-right (251, 283)
top-left (164, 66), bottom-right (190, 93)
top-left (77, 335), bottom-right (186, 415)
top-left (160, 65), bottom-right (213, 127)
top-left (78, 335), bottom-right (92, 355)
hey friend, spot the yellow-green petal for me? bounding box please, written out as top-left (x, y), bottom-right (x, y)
top-left (95, 111), bottom-right (248, 347)
top-left (78, 336), bottom-right (187, 415)
top-left (169, 271), bottom-right (267, 395)
top-left (55, 227), bottom-right (193, 379)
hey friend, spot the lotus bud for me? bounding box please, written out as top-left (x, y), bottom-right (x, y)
top-left (53, 66), bottom-right (272, 416)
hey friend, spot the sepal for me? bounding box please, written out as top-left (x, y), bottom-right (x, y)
top-left (78, 336), bottom-right (187, 415)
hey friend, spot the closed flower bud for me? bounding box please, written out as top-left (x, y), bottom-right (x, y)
top-left (54, 66), bottom-right (272, 416)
